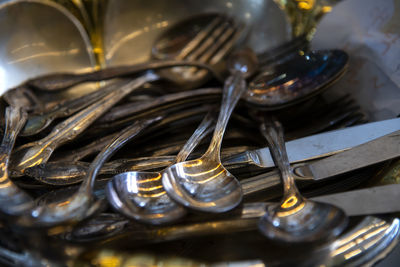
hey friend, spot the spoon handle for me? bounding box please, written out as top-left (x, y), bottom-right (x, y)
top-left (260, 117), bottom-right (300, 197)
top-left (0, 107), bottom-right (33, 215)
top-left (14, 74), bottom-right (158, 173)
top-left (205, 74), bottom-right (246, 158)
top-left (27, 60), bottom-right (222, 91)
top-left (175, 109), bottom-right (216, 163)
top-left (20, 79), bottom-right (124, 136)
top-left (82, 115), bottom-right (163, 194)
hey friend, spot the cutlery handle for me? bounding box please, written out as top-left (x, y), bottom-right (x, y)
top-left (206, 74), bottom-right (246, 157)
top-left (27, 60), bottom-right (221, 91)
top-left (43, 74), bottom-right (157, 148)
top-left (240, 170), bottom-right (281, 196)
top-left (14, 74), bottom-right (158, 173)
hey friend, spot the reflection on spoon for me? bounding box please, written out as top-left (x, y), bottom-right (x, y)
top-left (245, 50), bottom-right (348, 109)
top-left (14, 116), bottom-right (161, 228)
top-left (162, 49), bottom-right (258, 212)
top-left (106, 111), bottom-right (215, 224)
top-left (257, 117), bottom-right (347, 243)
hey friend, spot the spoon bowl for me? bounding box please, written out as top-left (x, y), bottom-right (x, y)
top-left (259, 196), bottom-right (348, 243)
top-left (163, 156), bottom-right (243, 212)
top-left (245, 50), bottom-right (348, 110)
top-left (257, 118), bottom-right (347, 243)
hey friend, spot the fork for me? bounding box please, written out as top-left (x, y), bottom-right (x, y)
top-left (27, 14), bottom-right (243, 92)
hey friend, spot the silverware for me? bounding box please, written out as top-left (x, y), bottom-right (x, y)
top-left (312, 184), bottom-right (400, 216)
top-left (162, 49), bottom-right (258, 212)
top-left (14, 116), bottom-right (161, 228)
top-left (245, 50), bottom-right (348, 109)
top-left (0, 106), bottom-right (34, 218)
top-left (11, 78), bottom-right (156, 175)
top-left (20, 62), bottom-right (220, 137)
top-left (27, 14), bottom-right (239, 92)
top-left (241, 128), bottom-right (400, 196)
top-left (257, 117), bottom-right (347, 243)
top-left (106, 111), bottom-right (215, 224)
top-left (225, 117), bottom-right (400, 168)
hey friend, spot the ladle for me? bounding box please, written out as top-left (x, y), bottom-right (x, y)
top-left (162, 48), bottom-right (257, 212)
top-left (106, 111), bottom-right (215, 224)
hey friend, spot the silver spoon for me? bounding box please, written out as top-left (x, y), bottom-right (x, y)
top-left (257, 117), bottom-right (347, 243)
top-left (162, 48), bottom-right (258, 213)
top-left (105, 111), bottom-right (215, 224)
top-left (14, 115), bottom-right (161, 228)
top-left (10, 77), bottom-right (157, 176)
top-left (0, 106), bottom-right (34, 218)
top-left (245, 49), bottom-right (348, 110)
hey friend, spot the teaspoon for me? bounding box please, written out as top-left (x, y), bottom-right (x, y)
top-left (245, 50), bottom-right (348, 110)
top-left (14, 116), bottom-right (161, 228)
top-left (162, 49), bottom-right (258, 212)
top-left (257, 117), bottom-right (347, 243)
top-left (105, 111), bottom-right (216, 224)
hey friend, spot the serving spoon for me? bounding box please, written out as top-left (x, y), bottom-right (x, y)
top-left (257, 117), bottom-right (347, 243)
top-left (106, 111), bottom-right (215, 224)
top-left (162, 49), bottom-right (258, 212)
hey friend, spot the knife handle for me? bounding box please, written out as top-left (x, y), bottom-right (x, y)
top-left (240, 169), bottom-right (281, 195)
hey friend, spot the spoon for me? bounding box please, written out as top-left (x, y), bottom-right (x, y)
top-left (105, 111), bottom-right (215, 224)
top-left (14, 115), bottom-right (161, 228)
top-left (162, 48), bottom-right (258, 212)
top-left (20, 62), bottom-right (221, 137)
top-left (245, 50), bottom-right (348, 110)
top-left (0, 106), bottom-right (35, 218)
top-left (257, 117), bottom-right (347, 243)
top-left (10, 77), bottom-right (158, 176)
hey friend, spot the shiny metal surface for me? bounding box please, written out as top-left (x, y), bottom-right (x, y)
top-left (105, 111), bottom-right (215, 224)
top-left (257, 118), bottom-right (347, 243)
top-left (245, 50), bottom-right (348, 109)
top-left (0, 0), bottom-right (96, 95)
top-left (225, 117), bottom-right (400, 168)
top-left (295, 129), bottom-right (400, 181)
top-left (161, 50), bottom-right (257, 213)
top-left (103, 0), bottom-right (291, 66)
top-left (312, 184), bottom-right (400, 216)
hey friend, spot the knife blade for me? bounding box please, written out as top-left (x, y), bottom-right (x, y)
top-left (311, 184), bottom-right (400, 216)
top-left (241, 128), bottom-right (400, 196)
top-left (294, 129), bottom-right (400, 180)
top-left (224, 117), bottom-right (400, 168)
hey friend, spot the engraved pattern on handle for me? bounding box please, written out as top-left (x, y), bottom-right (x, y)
top-left (14, 73), bottom-right (158, 173)
top-left (205, 74), bottom-right (246, 159)
top-left (260, 118), bottom-right (301, 198)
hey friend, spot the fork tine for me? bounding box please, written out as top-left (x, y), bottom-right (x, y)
top-left (197, 23), bottom-right (237, 63)
top-left (176, 16), bottom-right (223, 60)
top-left (209, 23), bottom-right (244, 65)
top-left (185, 20), bottom-right (231, 61)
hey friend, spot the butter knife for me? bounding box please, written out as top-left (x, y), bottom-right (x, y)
top-left (241, 129), bottom-right (400, 195)
top-left (225, 117), bottom-right (400, 168)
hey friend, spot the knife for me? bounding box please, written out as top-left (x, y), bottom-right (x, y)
top-left (311, 184), bottom-right (400, 216)
top-left (241, 128), bottom-right (400, 195)
top-left (224, 117), bottom-right (400, 168)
